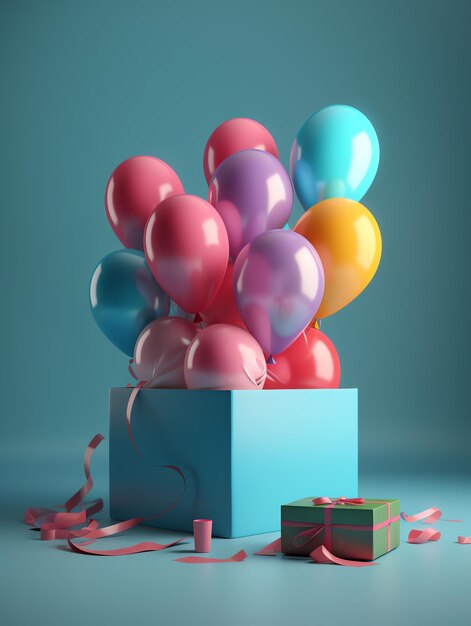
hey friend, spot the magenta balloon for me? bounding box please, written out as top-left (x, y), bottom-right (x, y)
top-left (233, 230), bottom-right (324, 356)
top-left (208, 150), bottom-right (293, 260)
top-left (105, 156), bottom-right (184, 250)
top-left (184, 324), bottom-right (267, 390)
top-left (134, 317), bottom-right (199, 388)
top-left (144, 194), bottom-right (229, 313)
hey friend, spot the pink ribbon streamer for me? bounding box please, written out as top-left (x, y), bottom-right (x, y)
top-left (128, 358), bottom-right (138, 380)
top-left (68, 537), bottom-right (186, 556)
top-left (310, 545), bottom-right (377, 567)
top-left (24, 433), bottom-right (105, 535)
top-left (175, 549), bottom-right (248, 564)
top-left (401, 507), bottom-right (442, 523)
top-left (253, 537), bottom-right (281, 556)
top-left (401, 507), bottom-right (463, 523)
top-left (407, 527), bottom-right (441, 543)
top-left (24, 431), bottom-right (188, 557)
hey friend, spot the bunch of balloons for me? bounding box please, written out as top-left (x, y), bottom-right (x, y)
top-left (90, 105), bottom-right (382, 391)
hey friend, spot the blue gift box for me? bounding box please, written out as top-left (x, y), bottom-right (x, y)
top-left (109, 388), bottom-right (358, 538)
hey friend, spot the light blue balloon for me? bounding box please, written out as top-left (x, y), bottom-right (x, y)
top-left (291, 104), bottom-right (380, 210)
top-left (89, 249), bottom-right (170, 356)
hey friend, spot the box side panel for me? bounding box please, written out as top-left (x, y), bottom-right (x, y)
top-left (109, 388), bottom-right (233, 537)
top-left (231, 389), bottom-right (358, 537)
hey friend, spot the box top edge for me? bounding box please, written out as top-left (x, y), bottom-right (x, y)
top-left (109, 387), bottom-right (359, 393)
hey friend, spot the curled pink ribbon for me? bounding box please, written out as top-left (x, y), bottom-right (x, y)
top-left (310, 545), bottom-right (377, 567)
top-left (458, 536), bottom-right (471, 544)
top-left (128, 358), bottom-right (138, 380)
top-left (24, 432), bottom-right (187, 557)
top-left (401, 507), bottom-right (442, 523)
top-left (407, 528), bottom-right (441, 544)
top-left (401, 507), bottom-right (463, 524)
top-left (175, 550), bottom-right (248, 564)
top-left (24, 433), bottom-right (105, 537)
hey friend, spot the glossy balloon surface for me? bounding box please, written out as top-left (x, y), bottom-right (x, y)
top-left (291, 105), bottom-right (379, 210)
top-left (264, 328), bottom-right (340, 389)
top-left (105, 156), bottom-right (184, 250)
top-left (144, 194), bottom-right (229, 313)
top-left (294, 198), bottom-right (382, 319)
top-left (184, 324), bottom-right (266, 390)
top-left (233, 230), bottom-right (324, 356)
top-left (208, 150), bottom-right (292, 259)
top-left (203, 118), bottom-right (278, 184)
top-left (199, 262), bottom-right (246, 329)
top-left (89, 249), bottom-right (170, 356)
top-left (134, 317), bottom-right (199, 387)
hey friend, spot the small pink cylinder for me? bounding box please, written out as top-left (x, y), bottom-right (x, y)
top-left (193, 519), bottom-right (212, 553)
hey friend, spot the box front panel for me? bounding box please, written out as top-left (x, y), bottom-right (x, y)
top-left (109, 388), bottom-right (233, 536)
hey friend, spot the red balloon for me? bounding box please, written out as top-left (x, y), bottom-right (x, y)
top-left (199, 262), bottom-right (246, 329)
top-left (264, 328), bottom-right (341, 389)
top-left (144, 194), bottom-right (229, 313)
top-left (203, 118), bottom-right (279, 184)
top-left (105, 156), bottom-right (184, 250)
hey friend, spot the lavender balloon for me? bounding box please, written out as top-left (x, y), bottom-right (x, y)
top-left (233, 230), bottom-right (324, 357)
top-left (208, 149), bottom-right (293, 260)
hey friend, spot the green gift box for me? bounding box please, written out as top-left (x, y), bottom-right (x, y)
top-left (281, 497), bottom-right (400, 561)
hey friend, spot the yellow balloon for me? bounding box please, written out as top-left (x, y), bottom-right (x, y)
top-left (294, 198), bottom-right (382, 319)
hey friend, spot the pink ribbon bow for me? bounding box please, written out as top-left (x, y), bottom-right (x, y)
top-left (312, 496), bottom-right (365, 506)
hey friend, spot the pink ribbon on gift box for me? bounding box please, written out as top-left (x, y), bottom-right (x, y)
top-left (282, 496), bottom-right (399, 554)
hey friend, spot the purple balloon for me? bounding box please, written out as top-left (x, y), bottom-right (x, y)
top-left (233, 230), bottom-right (324, 356)
top-left (208, 149), bottom-right (293, 260)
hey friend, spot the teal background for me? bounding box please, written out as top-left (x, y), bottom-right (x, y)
top-left (1, 0), bottom-right (469, 474)
top-left (1, 2), bottom-right (470, 625)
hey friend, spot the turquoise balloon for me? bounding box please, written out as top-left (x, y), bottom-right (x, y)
top-left (290, 105), bottom-right (380, 210)
top-left (89, 249), bottom-right (170, 356)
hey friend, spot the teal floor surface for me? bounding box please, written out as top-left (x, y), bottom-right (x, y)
top-left (2, 449), bottom-right (470, 626)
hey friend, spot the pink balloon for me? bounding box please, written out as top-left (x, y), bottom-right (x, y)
top-left (105, 156), bottom-right (184, 250)
top-left (184, 324), bottom-right (267, 390)
top-left (199, 262), bottom-right (246, 329)
top-left (144, 194), bottom-right (229, 313)
top-left (203, 118), bottom-right (279, 184)
top-left (134, 317), bottom-right (199, 388)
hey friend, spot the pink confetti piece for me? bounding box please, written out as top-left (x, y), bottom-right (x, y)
top-left (457, 536), bottom-right (471, 544)
top-left (175, 549), bottom-right (248, 564)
